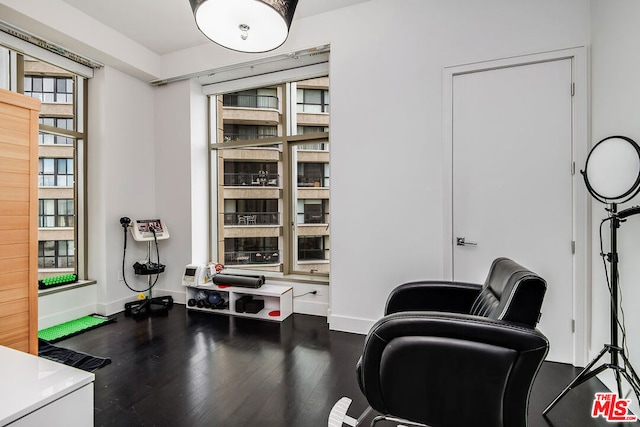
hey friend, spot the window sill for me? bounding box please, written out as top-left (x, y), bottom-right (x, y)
top-left (38, 280), bottom-right (97, 297)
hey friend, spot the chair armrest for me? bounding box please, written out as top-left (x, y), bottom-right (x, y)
top-left (384, 280), bottom-right (482, 315)
top-left (357, 312), bottom-right (548, 427)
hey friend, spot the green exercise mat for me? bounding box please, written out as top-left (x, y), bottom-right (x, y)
top-left (38, 315), bottom-right (114, 343)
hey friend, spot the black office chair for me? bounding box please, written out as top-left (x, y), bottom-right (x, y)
top-left (329, 257), bottom-right (549, 427)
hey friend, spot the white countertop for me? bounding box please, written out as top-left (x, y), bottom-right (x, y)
top-left (0, 345), bottom-right (94, 426)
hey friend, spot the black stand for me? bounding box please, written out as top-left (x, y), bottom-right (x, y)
top-left (124, 241), bottom-right (173, 320)
top-left (544, 203), bottom-right (640, 415)
top-left (124, 289), bottom-right (173, 319)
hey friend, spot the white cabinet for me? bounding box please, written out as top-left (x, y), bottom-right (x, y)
top-left (185, 283), bottom-right (293, 321)
top-left (0, 345), bottom-right (94, 427)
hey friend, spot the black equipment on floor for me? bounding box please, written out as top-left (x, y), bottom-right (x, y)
top-left (120, 217), bottom-right (173, 319)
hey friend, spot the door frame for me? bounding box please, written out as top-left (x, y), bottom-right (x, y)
top-left (442, 47), bottom-right (589, 367)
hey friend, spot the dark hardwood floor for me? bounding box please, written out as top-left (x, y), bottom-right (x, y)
top-left (55, 304), bottom-right (638, 426)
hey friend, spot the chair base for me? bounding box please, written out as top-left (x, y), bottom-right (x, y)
top-left (328, 398), bottom-right (428, 427)
top-left (370, 415), bottom-right (429, 427)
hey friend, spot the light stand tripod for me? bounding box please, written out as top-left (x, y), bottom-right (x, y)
top-left (544, 203), bottom-right (640, 414)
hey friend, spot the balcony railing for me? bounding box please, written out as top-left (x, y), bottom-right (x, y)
top-left (297, 213), bottom-right (328, 224)
top-left (225, 250), bottom-right (281, 265)
top-left (223, 133), bottom-right (278, 142)
top-left (223, 94), bottom-right (278, 109)
top-left (224, 173), bottom-right (279, 187)
top-left (298, 248), bottom-right (328, 261)
top-left (225, 212), bottom-right (280, 226)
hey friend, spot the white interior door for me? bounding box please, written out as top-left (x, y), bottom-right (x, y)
top-left (451, 58), bottom-right (574, 363)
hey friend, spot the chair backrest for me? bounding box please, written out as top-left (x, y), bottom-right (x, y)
top-left (469, 257), bottom-right (546, 327)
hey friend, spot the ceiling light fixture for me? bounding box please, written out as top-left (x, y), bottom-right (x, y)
top-left (189, 0), bottom-right (298, 53)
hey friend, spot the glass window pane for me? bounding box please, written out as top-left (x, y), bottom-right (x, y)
top-left (44, 199), bottom-right (55, 214)
top-left (32, 78), bottom-right (42, 92)
top-left (305, 90), bottom-right (321, 104)
top-left (42, 158), bottom-right (54, 173)
top-left (43, 78), bottom-right (54, 93)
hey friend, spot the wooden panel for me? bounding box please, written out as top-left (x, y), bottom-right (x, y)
top-left (0, 88), bottom-right (40, 355)
top-left (0, 90), bottom-right (40, 111)
top-left (0, 171), bottom-right (29, 189)
top-left (0, 216), bottom-right (29, 231)
top-left (0, 158), bottom-right (29, 174)
top-left (0, 311), bottom-right (29, 352)
top-left (0, 270), bottom-right (29, 290)
top-left (0, 243), bottom-right (29, 257)
top-left (0, 287), bottom-right (28, 305)
top-left (0, 201), bottom-right (29, 216)
top-left (0, 229), bottom-right (29, 245)
top-left (0, 311), bottom-right (28, 332)
top-left (0, 298), bottom-right (29, 318)
top-left (0, 141), bottom-right (29, 160)
top-left (0, 185), bottom-right (30, 203)
top-left (0, 269), bottom-right (29, 295)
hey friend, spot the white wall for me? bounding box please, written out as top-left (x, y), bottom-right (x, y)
top-left (87, 66), bottom-right (158, 314)
top-left (152, 79), bottom-right (209, 304)
top-left (327, 0), bottom-right (590, 332)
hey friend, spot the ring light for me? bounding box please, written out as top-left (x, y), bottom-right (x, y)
top-left (582, 135), bottom-right (640, 204)
top-left (545, 135), bottom-right (640, 414)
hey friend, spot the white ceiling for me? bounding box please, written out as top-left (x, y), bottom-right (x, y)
top-left (58, 0), bottom-right (371, 56)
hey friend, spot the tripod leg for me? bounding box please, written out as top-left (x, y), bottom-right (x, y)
top-left (543, 346), bottom-right (609, 415)
top-left (616, 368), bottom-right (624, 398)
top-left (616, 351), bottom-right (640, 400)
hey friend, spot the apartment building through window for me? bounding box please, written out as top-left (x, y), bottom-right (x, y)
top-left (24, 75), bottom-right (74, 103)
top-left (212, 76), bottom-right (330, 276)
top-left (38, 158), bottom-right (74, 187)
top-left (39, 199), bottom-right (74, 228)
top-left (21, 57), bottom-right (87, 279)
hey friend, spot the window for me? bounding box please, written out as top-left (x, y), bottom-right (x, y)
top-left (297, 88), bottom-right (329, 113)
top-left (24, 57), bottom-right (87, 278)
top-left (297, 199), bottom-right (328, 224)
top-left (223, 124), bottom-right (278, 141)
top-left (39, 158), bottom-right (74, 187)
top-left (225, 237), bottom-right (280, 265)
top-left (212, 76), bottom-right (329, 276)
top-left (1, 47), bottom-right (88, 280)
top-left (297, 162), bottom-right (329, 187)
top-left (39, 199), bottom-right (74, 227)
top-left (224, 199), bottom-right (279, 225)
top-left (298, 236), bottom-right (328, 261)
top-left (39, 117), bottom-right (74, 145)
top-left (24, 76), bottom-right (73, 103)
top-left (38, 240), bottom-right (75, 268)
top-left (223, 89), bottom-right (278, 109)
top-left (223, 161), bottom-right (279, 187)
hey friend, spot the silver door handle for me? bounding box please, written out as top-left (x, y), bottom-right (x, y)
top-left (456, 237), bottom-right (478, 246)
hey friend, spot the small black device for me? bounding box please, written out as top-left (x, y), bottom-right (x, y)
top-left (245, 299), bottom-right (264, 314)
top-left (235, 295), bottom-right (253, 313)
top-left (133, 261), bottom-right (166, 275)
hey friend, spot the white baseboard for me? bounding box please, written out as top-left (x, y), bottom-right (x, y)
top-left (293, 299), bottom-right (329, 317)
top-left (328, 314), bottom-right (373, 335)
